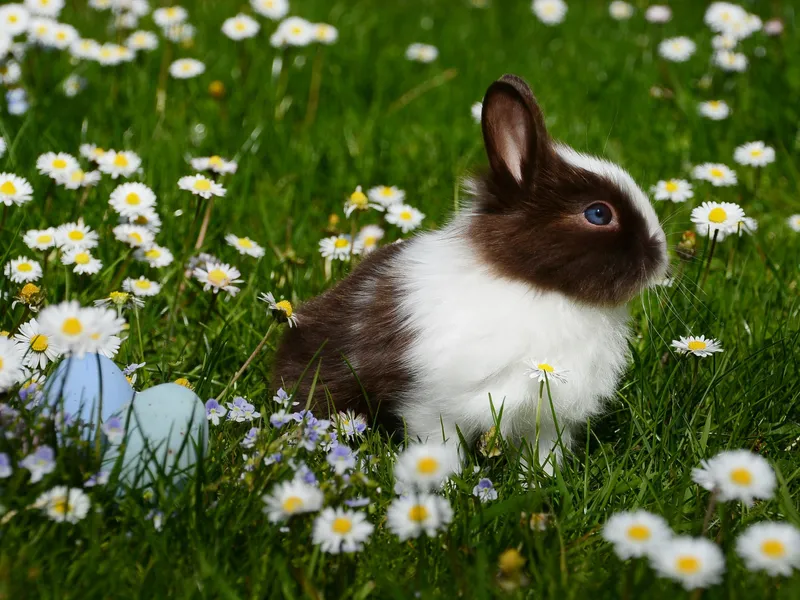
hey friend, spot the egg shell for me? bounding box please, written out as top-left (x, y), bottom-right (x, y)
top-left (45, 354), bottom-right (135, 425)
top-left (103, 383), bottom-right (208, 488)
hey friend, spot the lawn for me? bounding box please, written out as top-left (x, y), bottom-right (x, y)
top-left (1, 0), bottom-right (799, 598)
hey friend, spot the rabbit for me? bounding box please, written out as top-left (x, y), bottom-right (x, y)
top-left (273, 74), bottom-right (668, 469)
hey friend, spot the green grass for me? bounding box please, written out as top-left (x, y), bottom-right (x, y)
top-left (1, 0), bottom-right (800, 598)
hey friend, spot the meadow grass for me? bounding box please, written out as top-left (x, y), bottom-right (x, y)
top-left (1, 0), bottom-right (800, 598)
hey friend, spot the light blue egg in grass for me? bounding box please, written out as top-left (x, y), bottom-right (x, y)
top-left (102, 383), bottom-right (208, 489)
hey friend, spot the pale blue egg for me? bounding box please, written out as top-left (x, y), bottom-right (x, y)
top-left (102, 383), bottom-right (208, 489)
top-left (45, 354), bottom-right (135, 425)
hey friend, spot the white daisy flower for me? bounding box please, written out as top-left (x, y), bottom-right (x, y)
top-left (37, 301), bottom-right (93, 357)
top-left (35, 486), bottom-right (91, 524)
top-left (270, 16), bottom-right (314, 47)
top-left (97, 149), bottom-right (141, 179)
top-left (698, 100), bottom-right (730, 121)
top-left (0, 61), bottom-right (21, 85)
top-left (122, 276), bottom-right (161, 297)
top-left (609, 1), bottom-right (634, 20)
top-left (738, 216), bottom-right (758, 237)
top-left (113, 224), bottom-right (155, 249)
top-left (125, 30), bottom-right (158, 51)
top-left (319, 235), bottom-right (353, 261)
top-left (225, 234), bottom-right (265, 258)
top-left (61, 248), bottom-right (103, 276)
top-left (95, 43), bottom-right (133, 66)
top-left (353, 225), bottom-right (385, 256)
top-left (0, 173), bottom-right (33, 206)
top-left (735, 522), bottom-right (800, 577)
top-left (651, 179), bottom-right (693, 203)
top-left (36, 152), bottom-right (79, 180)
top-left (644, 5), bottom-right (671, 23)
top-left (177, 174), bottom-right (226, 199)
top-left (692, 449), bottom-right (776, 506)
top-left (58, 168), bottom-right (101, 190)
top-left (386, 493), bottom-right (453, 541)
top-left (190, 155), bottom-right (237, 174)
top-left (69, 38), bottom-right (101, 60)
top-left (0, 137), bottom-right (6, 158)
top-left (28, 17), bottom-right (55, 45)
top-left (704, 2), bottom-right (748, 34)
top-left (135, 244), bottom-right (174, 268)
top-left (0, 336), bottom-right (25, 392)
top-left (259, 291), bottom-right (297, 327)
top-left (169, 58), bottom-right (205, 79)
top-left (651, 536), bottom-right (725, 591)
top-left (385, 204), bottom-right (425, 233)
top-left (787, 215), bottom-right (800, 233)
top-left (532, 0), bottom-right (567, 25)
top-left (313, 23), bottom-right (338, 45)
top-left (127, 208), bottom-right (162, 233)
top-left (23, 228), bottom-right (57, 251)
top-left (394, 442), bottom-right (460, 491)
top-left (602, 510), bottom-right (673, 559)
top-left (193, 261), bottom-right (243, 296)
top-left (312, 507), bottom-right (373, 554)
top-left (153, 6), bottom-right (187, 28)
top-left (55, 219), bottom-right (99, 250)
top-left (79, 143), bottom-right (105, 163)
top-left (251, 0), bottom-right (288, 21)
top-left (49, 22), bottom-right (77, 49)
top-left (13, 318), bottom-right (63, 370)
top-left (690, 201), bottom-right (745, 239)
top-left (525, 359), bottom-right (568, 385)
top-left (471, 101), bottom-right (482, 123)
top-left (262, 480), bottom-right (323, 523)
top-left (714, 50), bottom-right (747, 72)
top-left (109, 182), bottom-right (156, 218)
top-left (4, 256), bottom-right (42, 283)
top-left (734, 141), bottom-right (775, 168)
top-left (0, 4), bottom-right (31, 36)
top-left (222, 13), bottom-right (259, 40)
top-left (163, 22), bottom-right (195, 43)
top-left (691, 163), bottom-right (738, 187)
top-left (658, 37), bottom-right (696, 62)
top-left (712, 34), bottom-right (737, 51)
top-left (405, 43), bottom-right (438, 63)
top-left (344, 185), bottom-right (382, 217)
top-left (24, 0), bottom-right (64, 18)
top-left (671, 335), bottom-right (723, 357)
top-left (367, 185), bottom-right (405, 207)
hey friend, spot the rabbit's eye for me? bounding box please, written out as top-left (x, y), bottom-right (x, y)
top-left (584, 203), bottom-right (613, 226)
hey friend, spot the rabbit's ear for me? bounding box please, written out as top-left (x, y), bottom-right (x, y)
top-left (481, 74), bottom-right (549, 190)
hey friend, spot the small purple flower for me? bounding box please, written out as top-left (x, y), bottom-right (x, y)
top-left (264, 452), bottom-right (282, 465)
top-left (344, 497), bottom-right (371, 508)
top-left (473, 478), bottom-right (498, 503)
top-left (20, 446), bottom-right (56, 483)
top-left (85, 470), bottom-right (110, 487)
top-left (102, 416), bottom-right (125, 444)
top-left (205, 399), bottom-right (227, 426)
top-left (272, 387), bottom-right (298, 408)
top-left (327, 445), bottom-right (357, 475)
top-left (293, 461), bottom-right (317, 485)
top-left (226, 397), bottom-right (261, 423)
top-left (0, 453), bottom-right (11, 479)
top-left (19, 381), bottom-right (45, 409)
top-left (241, 427), bottom-right (258, 449)
top-left (269, 410), bottom-right (293, 428)
top-left (122, 362), bottom-right (146, 377)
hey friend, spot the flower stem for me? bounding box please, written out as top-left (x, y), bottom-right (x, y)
top-left (699, 229), bottom-right (719, 288)
top-left (218, 322), bottom-right (277, 401)
top-left (194, 197), bottom-right (215, 251)
top-left (534, 380), bottom-right (544, 468)
top-left (701, 490), bottom-right (718, 536)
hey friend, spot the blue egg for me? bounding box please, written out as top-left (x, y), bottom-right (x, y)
top-left (45, 354), bottom-right (135, 425)
top-left (102, 383), bottom-right (208, 489)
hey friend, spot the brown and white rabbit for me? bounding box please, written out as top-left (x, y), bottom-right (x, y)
top-left (273, 74), bottom-right (667, 468)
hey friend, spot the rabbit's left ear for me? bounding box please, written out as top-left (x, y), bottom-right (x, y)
top-left (481, 74), bottom-right (550, 191)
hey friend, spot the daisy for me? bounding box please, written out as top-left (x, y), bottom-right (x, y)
top-left (658, 37), bottom-right (696, 62)
top-left (113, 224), bottom-right (154, 249)
top-left (169, 58), bottom-right (205, 79)
top-left (471, 101), bottom-right (482, 123)
top-left (312, 508), bottom-right (373, 554)
top-left (24, 0), bottom-right (64, 18)
top-left (367, 185), bottom-right (405, 207)
top-left (314, 23), bottom-right (338, 45)
top-left (20, 446), bottom-right (55, 483)
top-left (4, 256), bottom-right (42, 283)
top-left (37, 301), bottom-right (106, 357)
top-left (602, 510), bottom-right (672, 559)
top-left (644, 5), bottom-right (671, 23)
top-left (394, 442), bottom-right (460, 491)
top-left (525, 359), bottom-right (568, 385)
top-left (734, 141), bottom-right (775, 168)
top-left (691, 201), bottom-right (745, 239)
top-left (193, 261), bottom-right (243, 296)
top-left (55, 219), bottom-right (99, 250)
top-left (353, 225), bottom-right (385, 256)
top-left (272, 16), bottom-right (314, 47)
top-left (177, 174), bottom-right (226, 199)
top-left (251, 0), bottom-right (288, 20)
top-left (319, 235), bottom-right (353, 261)
top-left (94, 291), bottom-right (144, 312)
top-left (532, 0), bottom-right (567, 25)
top-left (23, 228), bottom-right (57, 251)
top-left (262, 480), bottom-right (324, 523)
top-left (344, 185), bottom-right (382, 217)
top-left (13, 318), bottom-right (63, 369)
top-left (35, 486), bottom-right (91, 524)
top-left (0, 4), bottom-right (30, 36)
top-left (692, 449), bottom-right (776, 505)
top-left (125, 30), bottom-right (158, 51)
top-left (0, 337), bottom-right (24, 392)
top-left (222, 13), bottom-right (259, 40)
top-left (609, 1), bottom-right (634, 20)
top-left (0, 173), bottom-right (33, 206)
top-left (704, 2), bottom-right (747, 34)
top-left (109, 182), bottom-right (156, 218)
top-left (735, 522), bottom-right (800, 577)
top-left (698, 100), bottom-right (730, 120)
top-left (473, 478), bottom-right (499, 503)
top-left (671, 335), bottom-right (723, 357)
top-left (58, 168), bottom-right (101, 190)
top-left (787, 215), bottom-right (800, 233)
top-left (652, 179), bottom-right (693, 203)
top-left (0, 61), bottom-right (21, 86)
top-left (123, 276), bottom-right (161, 297)
top-left (225, 234), bottom-right (265, 258)
top-left (97, 149), bottom-right (141, 179)
top-left (94, 43), bottom-right (131, 66)
top-left (163, 22), bottom-right (195, 43)
top-left (738, 216), bottom-right (757, 237)
top-left (651, 536), bottom-right (725, 590)
top-left (36, 152), bottom-right (79, 180)
top-left (385, 204), bottom-right (425, 233)
top-left (127, 208), bottom-right (162, 232)
top-left (714, 50), bottom-right (747, 72)
top-left (691, 163), bottom-right (738, 187)
top-left (405, 43), bottom-right (438, 63)
top-left (135, 244), bottom-right (174, 268)
top-left (69, 38), bottom-right (100, 60)
top-left (387, 493), bottom-right (453, 541)
top-left (259, 291), bottom-right (297, 327)
top-left (712, 34), bottom-right (737, 51)
top-left (152, 6), bottom-right (187, 27)
top-left (190, 155), bottom-right (237, 174)
top-left (49, 22), bottom-right (77, 49)
top-left (79, 143), bottom-right (105, 163)
top-left (61, 248), bottom-right (103, 276)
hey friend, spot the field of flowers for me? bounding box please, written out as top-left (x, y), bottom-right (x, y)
top-left (1, 0), bottom-right (799, 598)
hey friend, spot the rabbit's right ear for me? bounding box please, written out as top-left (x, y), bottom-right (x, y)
top-left (481, 74), bottom-right (550, 192)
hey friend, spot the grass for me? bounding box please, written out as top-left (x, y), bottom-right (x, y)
top-left (1, 0), bottom-right (800, 598)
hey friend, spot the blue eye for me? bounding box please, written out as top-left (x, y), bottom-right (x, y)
top-left (584, 203), bottom-right (613, 226)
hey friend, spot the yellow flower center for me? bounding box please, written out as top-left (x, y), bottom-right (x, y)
top-left (235, 22), bottom-right (246, 31)
top-left (627, 525), bottom-right (651, 541)
top-left (208, 155), bottom-right (223, 166)
top-left (675, 556), bottom-right (701, 574)
top-left (70, 170), bottom-right (84, 183)
top-left (237, 237), bottom-right (253, 248)
top-left (20, 283), bottom-right (40, 300)
top-left (125, 193), bottom-right (141, 205)
top-left (708, 101), bottom-right (720, 108)
top-left (282, 496), bottom-right (303, 513)
top-left (56, 32), bottom-right (66, 41)
top-left (332, 517), bottom-right (353, 534)
top-left (68, 230), bottom-right (85, 241)
top-left (334, 238), bottom-right (349, 249)
top-left (145, 248), bottom-right (161, 259)
top-left (30, 334), bottom-right (49, 352)
top-left (207, 269), bottom-right (229, 286)
top-left (166, 7), bottom-right (177, 17)
top-left (399, 211), bottom-right (413, 221)
top-left (417, 457), bottom-right (439, 474)
top-left (0, 357), bottom-right (3, 369)
top-left (708, 207), bottom-right (727, 223)
top-left (687, 340), bottom-right (707, 351)
top-left (761, 539), bottom-right (786, 559)
top-left (52, 498), bottom-right (70, 515)
top-left (193, 179), bottom-right (211, 191)
top-left (109, 291), bottom-right (129, 304)
top-left (36, 234), bottom-right (52, 244)
top-left (349, 190), bottom-right (368, 207)
top-left (537, 363), bottom-right (554, 372)
top-left (316, 26), bottom-right (329, 40)
top-left (408, 505), bottom-right (429, 522)
top-left (0, 181), bottom-right (17, 195)
top-left (62, 318), bottom-right (83, 336)
top-left (74, 252), bottom-right (90, 265)
top-left (363, 236), bottom-right (377, 247)
top-left (709, 168), bottom-right (724, 179)
top-left (113, 154), bottom-right (129, 167)
top-left (380, 187), bottom-right (393, 197)
top-left (135, 280), bottom-right (151, 290)
top-left (730, 468), bottom-right (753, 486)
top-left (52, 158), bottom-right (67, 169)
top-left (275, 300), bottom-right (293, 317)
top-left (665, 181), bottom-right (679, 193)
top-left (291, 26), bottom-right (302, 35)
top-left (17, 262), bottom-right (33, 272)
top-left (93, 148), bottom-right (105, 157)
top-left (9, 15), bottom-right (18, 23)
top-left (750, 149), bottom-right (763, 157)
top-left (129, 232), bottom-right (143, 244)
